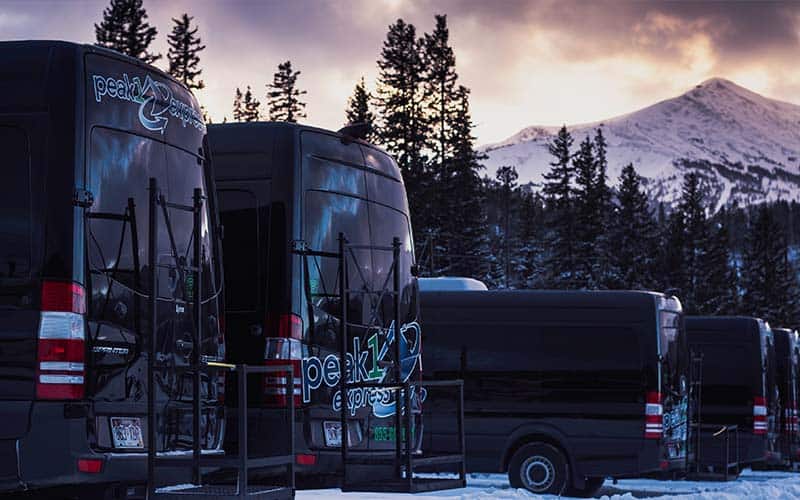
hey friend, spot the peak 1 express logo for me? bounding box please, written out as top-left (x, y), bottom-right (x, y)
top-left (91, 72), bottom-right (205, 134)
top-left (301, 321), bottom-right (427, 418)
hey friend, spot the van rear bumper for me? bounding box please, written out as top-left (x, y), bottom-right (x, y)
top-left (0, 402), bottom-right (149, 493)
top-left (635, 441), bottom-right (686, 476)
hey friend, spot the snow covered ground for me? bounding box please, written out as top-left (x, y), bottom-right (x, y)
top-left (297, 470), bottom-right (800, 499)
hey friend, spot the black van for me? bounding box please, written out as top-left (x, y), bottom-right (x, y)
top-left (208, 122), bottom-right (422, 479)
top-left (0, 41), bottom-right (226, 496)
top-left (773, 327), bottom-right (799, 465)
top-left (420, 290), bottom-right (688, 496)
top-left (685, 317), bottom-right (777, 469)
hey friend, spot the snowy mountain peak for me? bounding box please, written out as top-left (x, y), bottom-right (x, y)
top-left (482, 78), bottom-right (800, 210)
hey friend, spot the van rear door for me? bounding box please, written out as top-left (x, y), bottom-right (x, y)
top-left (85, 127), bottom-right (224, 452)
top-left (0, 122), bottom-right (38, 440)
top-left (658, 301), bottom-right (688, 461)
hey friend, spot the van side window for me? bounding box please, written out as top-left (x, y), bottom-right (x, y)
top-left (537, 326), bottom-right (642, 371)
top-left (0, 126), bottom-right (31, 278)
top-left (218, 188), bottom-right (261, 311)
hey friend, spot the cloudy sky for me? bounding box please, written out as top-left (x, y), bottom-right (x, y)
top-left (2, 0), bottom-right (799, 144)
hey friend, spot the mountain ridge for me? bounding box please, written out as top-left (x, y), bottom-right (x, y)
top-left (481, 78), bottom-right (800, 210)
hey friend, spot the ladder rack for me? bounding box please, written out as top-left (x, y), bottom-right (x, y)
top-left (145, 177), bottom-right (295, 499)
top-left (295, 233), bottom-right (466, 493)
top-left (686, 351), bottom-right (740, 481)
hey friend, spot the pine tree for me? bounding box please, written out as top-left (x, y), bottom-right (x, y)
top-left (423, 14), bottom-right (458, 169)
top-left (662, 208), bottom-right (687, 296)
top-left (481, 176), bottom-right (506, 288)
top-left (608, 164), bottom-right (659, 290)
top-left (572, 136), bottom-right (599, 288)
top-left (593, 128), bottom-right (613, 286)
top-left (95, 0), bottom-right (160, 64)
top-left (167, 13), bottom-right (206, 90)
top-left (696, 208), bottom-right (737, 314)
top-left (375, 19), bottom-right (430, 239)
top-left (267, 60), bottom-right (307, 123)
top-left (679, 173), bottom-right (708, 313)
top-left (420, 14), bottom-right (461, 253)
top-left (438, 86), bottom-right (490, 281)
top-left (541, 126), bottom-right (576, 288)
top-left (232, 87), bottom-right (245, 122)
top-left (516, 187), bottom-right (545, 288)
top-left (496, 166), bottom-right (518, 288)
top-left (242, 86), bottom-right (261, 122)
top-left (345, 77), bottom-right (375, 140)
top-left (742, 205), bottom-right (800, 328)
top-left (594, 128), bottom-right (611, 212)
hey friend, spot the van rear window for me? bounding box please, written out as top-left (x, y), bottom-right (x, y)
top-left (0, 126), bottom-right (30, 278)
top-left (695, 342), bottom-right (758, 404)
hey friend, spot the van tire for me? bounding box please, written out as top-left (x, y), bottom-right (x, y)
top-left (508, 442), bottom-right (569, 495)
top-left (566, 476), bottom-right (605, 497)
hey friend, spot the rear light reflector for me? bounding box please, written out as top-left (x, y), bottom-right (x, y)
top-left (296, 453), bottom-right (317, 465)
top-left (263, 337), bottom-right (302, 407)
top-left (77, 458), bottom-right (103, 473)
top-left (754, 396), bottom-right (768, 435)
top-left (645, 391), bottom-right (663, 439)
top-left (37, 281), bottom-right (87, 401)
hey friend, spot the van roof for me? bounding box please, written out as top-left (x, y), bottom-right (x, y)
top-left (420, 289), bottom-right (671, 310)
top-left (0, 40), bottom-right (187, 90)
top-left (418, 277), bottom-right (489, 291)
top-left (207, 121), bottom-right (390, 156)
top-left (686, 316), bottom-right (766, 342)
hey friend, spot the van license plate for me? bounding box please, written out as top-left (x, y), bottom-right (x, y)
top-left (110, 417), bottom-right (144, 449)
top-left (323, 421), bottom-right (342, 447)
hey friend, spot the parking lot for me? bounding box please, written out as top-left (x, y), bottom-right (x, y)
top-left (298, 470), bottom-right (800, 499)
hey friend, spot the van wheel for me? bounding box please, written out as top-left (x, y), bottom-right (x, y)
top-left (566, 477), bottom-right (605, 497)
top-left (508, 443), bottom-right (569, 495)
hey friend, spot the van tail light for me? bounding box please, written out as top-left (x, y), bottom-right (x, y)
top-left (263, 337), bottom-right (302, 407)
top-left (645, 391), bottom-right (663, 440)
top-left (267, 313), bottom-right (303, 340)
top-left (753, 396), bottom-right (768, 435)
top-left (41, 281), bottom-right (86, 314)
top-left (37, 281), bottom-right (86, 400)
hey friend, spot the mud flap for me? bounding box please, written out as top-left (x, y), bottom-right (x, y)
top-left (0, 439), bottom-right (20, 489)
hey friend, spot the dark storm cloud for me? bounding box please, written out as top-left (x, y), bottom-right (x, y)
top-left (0, 0), bottom-right (797, 142)
top-left (405, 0), bottom-right (800, 65)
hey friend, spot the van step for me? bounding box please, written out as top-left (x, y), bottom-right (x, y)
top-left (153, 484), bottom-right (293, 499)
top-left (341, 477), bottom-right (466, 493)
top-left (344, 453), bottom-right (463, 467)
top-left (154, 454), bottom-right (293, 469)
